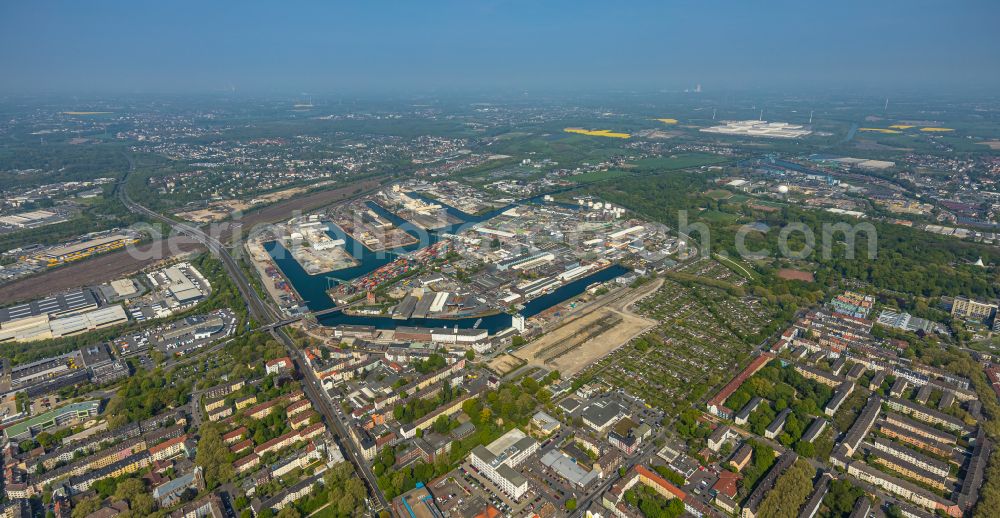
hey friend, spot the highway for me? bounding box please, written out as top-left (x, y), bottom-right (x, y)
top-left (116, 157), bottom-right (390, 513)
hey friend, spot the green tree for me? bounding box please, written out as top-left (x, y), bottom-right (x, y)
top-left (71, 497), bottom-right (102, 518)
top-left (794, 441), bottom-right (815, 458)
top-left (823, 479), bottom-right (862, 516)
top-left (113, 478), bottom-right (154, 515)
top-left (195, 422), bottom-right (234, 488)
top-left (432, 415), bottom-right (450, 434)
top-left (756, 460), bottom-right (815, 518)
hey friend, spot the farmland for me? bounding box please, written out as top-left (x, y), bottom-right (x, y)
top-left (563, 127), bottom-right (632, 138)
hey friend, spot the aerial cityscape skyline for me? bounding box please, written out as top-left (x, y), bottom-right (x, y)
top-left (1, 3), bottom-right (1000, 518)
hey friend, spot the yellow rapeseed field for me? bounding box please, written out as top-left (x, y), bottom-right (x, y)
top-left (920, 127), bottom-right (955, 132)
top-left (564, 128), bottom-right (631, 138)
top-left (888, 124), bottom-right (915, 129)
top-left (655, 118), bottom-right (678, 124)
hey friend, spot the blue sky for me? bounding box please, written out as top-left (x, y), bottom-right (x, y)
top-left (1, 1), bottom-right (997, 93)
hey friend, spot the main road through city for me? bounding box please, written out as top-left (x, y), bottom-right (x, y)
top-left (116, 156), bottom-right (390, 513)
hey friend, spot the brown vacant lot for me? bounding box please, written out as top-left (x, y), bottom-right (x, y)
top-left (220, 179), bottom-right (383, 243)
top-left (487, 355), bottom-right (526, 376)
top-left (489, 278), bottom-right (663, 377)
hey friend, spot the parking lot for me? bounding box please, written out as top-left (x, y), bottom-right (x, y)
top-left (114, 308), bottom-right (236, 358)
top-left (455, 464), bottom-right (536, 516)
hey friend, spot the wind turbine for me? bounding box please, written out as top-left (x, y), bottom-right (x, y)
top-left (809, 110), bottom-right (814, 124)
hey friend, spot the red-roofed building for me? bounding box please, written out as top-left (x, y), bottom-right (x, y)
top-left (290, 410), bottom-right (317, 429)
top-left (772, 328), bottom-right (799, 352)
top-left (286, 399), bottom-right (311, 417)
top-left (707, 353), bottom-right (774, 418)
top-left (712, 470), bottom-right (741, 499)
top-left (604, 466), bottom-right (713, 518)
top-left (299, 422), bottom-right (325, 441)
top-left (303, 348), bottom-right (319, 367)
top-left (229, 439), bottom-right (253, 455)
top-left (222, 427), bottom-right (246, 445)
top-left (254, 430), bottom-right (300, 457)
top-left (149, 435), bottom-right (188, 461)
top-left (245, 391), bottom-right (305, 420)
top-left (351, 404), bottom-right (374, 420)
top-left (246, 399), bottom-right (281, 420)
top-left (635, 465), bottom-right (686, 500)
top-left (234, 453), bottom-right (259, 473)
top-left (606, 467), bottom-right (677, 513)
top-left (987, 366), bottom-right (1000, 400)
top-left (375, 430), bottom-right (397, 450)
top-left (473, 506), bottom-right (500, 518)
top-left (53, 496), bottom-right (71, 518)
top-left (265, 356), bottom-right (293, 375)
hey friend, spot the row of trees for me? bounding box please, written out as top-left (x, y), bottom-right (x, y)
top-left (755, 459), bottom-right (816, 518)
top-left (195, 422), bottom-right (235, 490)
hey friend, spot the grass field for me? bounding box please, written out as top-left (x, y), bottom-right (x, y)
top-left (747, 199), bottom-right (784, 208)
top-left (562, 153), bottom-right (732, 187)
top-left (570, 169), bottom-right (633, 184)
top-left (704, 189), bottom-right (734, 200)
top-left (628, 153), bottom-right (730, 171)
top-left (697, 209), bottom-right (739, 224)
top-left (858, 128), bottom-right (902, 134)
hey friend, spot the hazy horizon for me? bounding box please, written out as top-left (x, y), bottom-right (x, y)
top-left (2, 1), bottom-right (999, 95)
